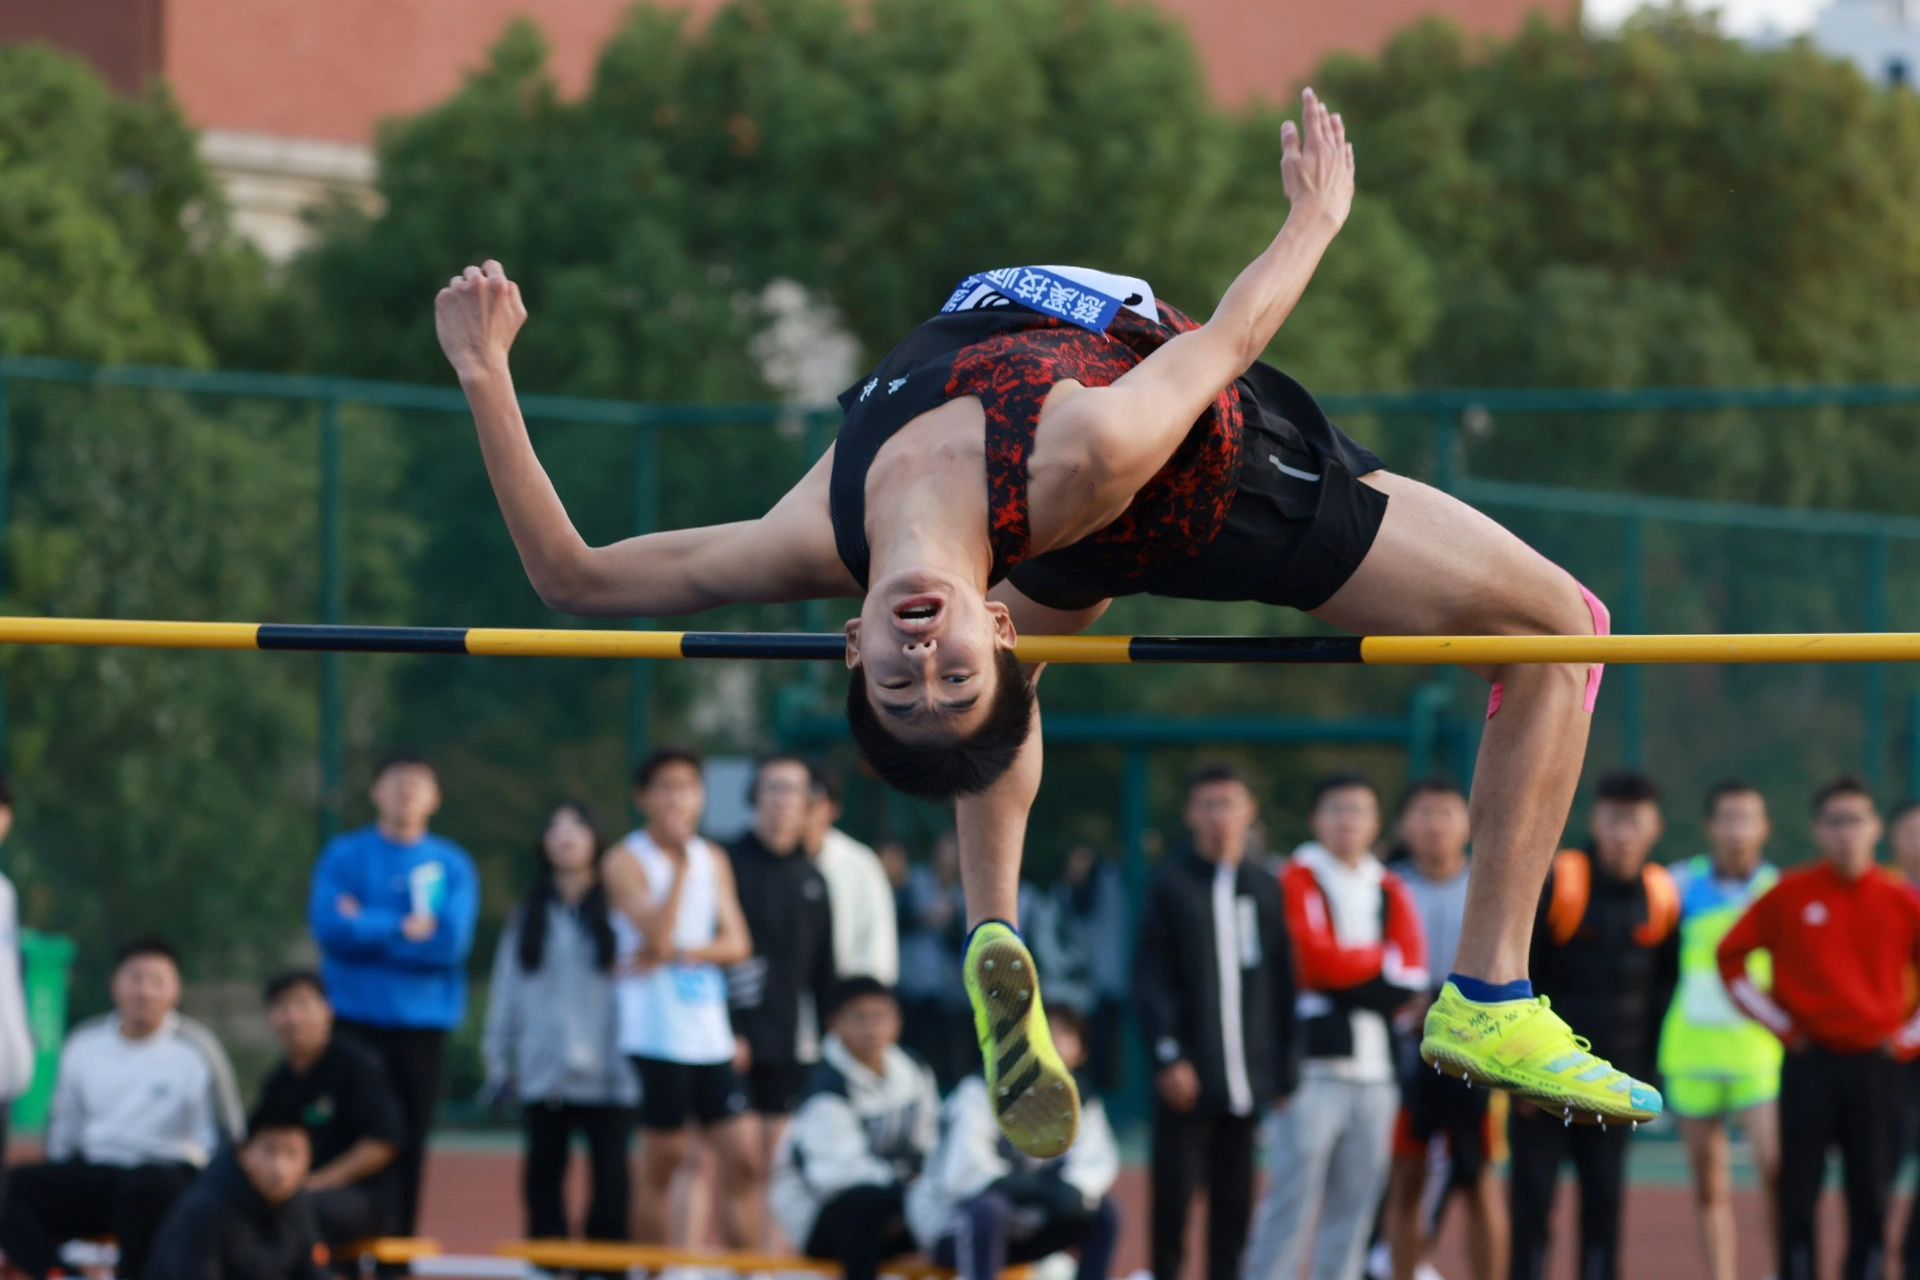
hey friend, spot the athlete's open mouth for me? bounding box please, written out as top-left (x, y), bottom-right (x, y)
top-left (893, 595), bottom-right (945, 632)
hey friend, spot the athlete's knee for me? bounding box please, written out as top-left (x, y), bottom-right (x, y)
top-left (1485, 571), bottom-right (1607, 718)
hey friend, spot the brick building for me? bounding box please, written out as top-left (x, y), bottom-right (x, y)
top-left (2, 0), bottom-right (1575, 258)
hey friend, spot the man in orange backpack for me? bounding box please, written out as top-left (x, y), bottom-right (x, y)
top-left (1508, 771), bottom-right (1680, 1280)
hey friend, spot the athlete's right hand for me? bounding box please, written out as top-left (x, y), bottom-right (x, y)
top-left (1281, 87), bottom-right (1354, 233)
top-left (436, 259), bottom-right (527, 380)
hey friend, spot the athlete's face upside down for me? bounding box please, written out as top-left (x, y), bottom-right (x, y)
top-left (841, 571), bottom-right (1036, 800)
top-left (845, 571), bottom-right (1014, 730)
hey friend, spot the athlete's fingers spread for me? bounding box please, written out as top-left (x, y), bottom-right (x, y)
top-left (1333, 112), bottom-right (1346, 147)
top-left (1281, 118), bottom-right (1299, 160)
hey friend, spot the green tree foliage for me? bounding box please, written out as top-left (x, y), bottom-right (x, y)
top-left (0, 47), bottom-right (415, 994)
top-left (0, 46), bottom-right (271, 365)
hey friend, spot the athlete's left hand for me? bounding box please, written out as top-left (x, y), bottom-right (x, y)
top-left (1281, 87), bottom-right (1354, 233)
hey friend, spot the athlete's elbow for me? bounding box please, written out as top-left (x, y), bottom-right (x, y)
top-left (529, 567), bottom-right (590, 614)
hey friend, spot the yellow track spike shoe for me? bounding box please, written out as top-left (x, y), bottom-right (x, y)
top-left (964, 921), bottom-right (1080, 1158)
top-left (1420, 982), bottom-right (1663, 1130)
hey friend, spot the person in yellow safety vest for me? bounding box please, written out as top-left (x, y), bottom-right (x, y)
top-left (1658, 780), bottom-right (1783, 1280)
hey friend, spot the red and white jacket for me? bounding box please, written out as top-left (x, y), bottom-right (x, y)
top-left (1283, 843), bottom-right (1430, 1083)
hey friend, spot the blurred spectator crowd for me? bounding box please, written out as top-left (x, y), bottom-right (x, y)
top-left (0, 747), bottom-right (1916, 1280)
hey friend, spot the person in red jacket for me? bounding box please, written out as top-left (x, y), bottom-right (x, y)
top-left (1719, 776), bottom-right (1920, 1280)
top-left (1243, 774), bottom-right (1427, 1280)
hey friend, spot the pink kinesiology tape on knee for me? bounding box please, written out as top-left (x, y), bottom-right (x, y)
top-left (1485, 583), bottom-right (1610, 719)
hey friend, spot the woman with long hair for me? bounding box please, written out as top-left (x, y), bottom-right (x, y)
top-left (483, 802), bottom-right (636, 1239)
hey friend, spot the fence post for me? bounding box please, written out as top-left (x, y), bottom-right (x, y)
top-left (1866, 534), bottom-right (1891, 793)
top-left (319, 395), bottom-right (344, 841)
top-left (1908, 692), bottom-right (1920, 803)
top-left (801, 411), bottom-right (834, 701)
top-left (630, 419), bottom-right (662, 785)
top-left (1621, 516), bottom-right (1647, 767)
top-left (1408, 681), bottom-right (1453, 780)
top-left (1119, 745), bottom-right (1152, 1129)
top-left (0, 368), bottom-right (10, 765)
top-left (1432, 408), bottom-right (1459, 494)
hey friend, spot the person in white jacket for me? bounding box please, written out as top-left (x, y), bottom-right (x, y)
top-left (0, 773), bottom-right (37, 1204)
top-left (908, 1006), bottom-right (1121, 1280)
top-left (804, 772), bottom-right (899, 984)
top-left (770, 978), bottom-right (938, 1280)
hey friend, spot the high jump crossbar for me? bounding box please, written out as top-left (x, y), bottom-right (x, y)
top-left (1, 617), bottom-right (1919, 666)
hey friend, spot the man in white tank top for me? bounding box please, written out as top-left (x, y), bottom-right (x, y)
top-left (605, 748), bottom-right (758, 1247)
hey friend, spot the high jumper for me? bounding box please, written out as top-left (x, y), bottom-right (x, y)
top-left (434, 87), bottom-right (1646, 1158)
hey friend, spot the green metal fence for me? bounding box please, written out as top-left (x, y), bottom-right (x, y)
top-left (8, 355), bottom-right (1920, 849)
top-left (15, 356), bottom-right (1920, 1120)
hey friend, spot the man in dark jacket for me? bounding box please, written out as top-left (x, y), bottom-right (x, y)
top-left (726, 754), bottom-right (838, 1243)
top-left (145, 1105), bottom-right (323, 1280)
top-left (1134, 764), bottom-right (1297, 1280)
top-left (1511, 770), bottom-right (1680, 1280)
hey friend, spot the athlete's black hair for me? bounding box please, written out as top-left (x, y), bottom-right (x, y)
top-left (846, 649), bottom-right (1033, 801)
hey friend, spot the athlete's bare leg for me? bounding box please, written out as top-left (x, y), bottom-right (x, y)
top-left (1312, 472), bottom-right (1597, 984)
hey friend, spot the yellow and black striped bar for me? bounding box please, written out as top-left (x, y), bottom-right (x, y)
top-left (6, 616), bottom-right (1920, 666)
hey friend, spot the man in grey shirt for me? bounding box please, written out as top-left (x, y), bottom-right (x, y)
top-left (1382, 779), bottom-right (1505, 1280)
top-left (0, 936), bottom-right (242, 1280)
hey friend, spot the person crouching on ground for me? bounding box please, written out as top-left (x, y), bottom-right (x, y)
top-left (144, 1104), bottom-right (323, 1280)
top-left (770, 978), bottom-right (939, 1280)
top-left (908, 1005), bottom-right (1121, 1280)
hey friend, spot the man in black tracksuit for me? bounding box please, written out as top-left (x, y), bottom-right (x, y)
top-left (727, 754), bottom-right (839, 1242)
top-left (1510, 771), bottom-right (1680, 1280)
top-left (1134, 764), bottom-right (1297, 1280)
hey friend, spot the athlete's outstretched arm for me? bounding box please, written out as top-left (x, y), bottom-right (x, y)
top-left (954, 589), bottom-right (1111, 928)
top-left (1043, 89), bottom-right (1355, 518)
top-left (437, 261), bottom-right (853, 617)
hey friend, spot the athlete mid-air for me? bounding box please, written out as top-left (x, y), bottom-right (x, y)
top-left (436, 88), bottom-right (1651, 1160)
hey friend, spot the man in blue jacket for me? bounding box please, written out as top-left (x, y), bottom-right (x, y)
top-left (307, 753), bottom-right (478, 1234)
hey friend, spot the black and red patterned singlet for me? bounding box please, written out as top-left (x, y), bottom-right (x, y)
top-left (829, 273), bottom-right (1385, 613)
